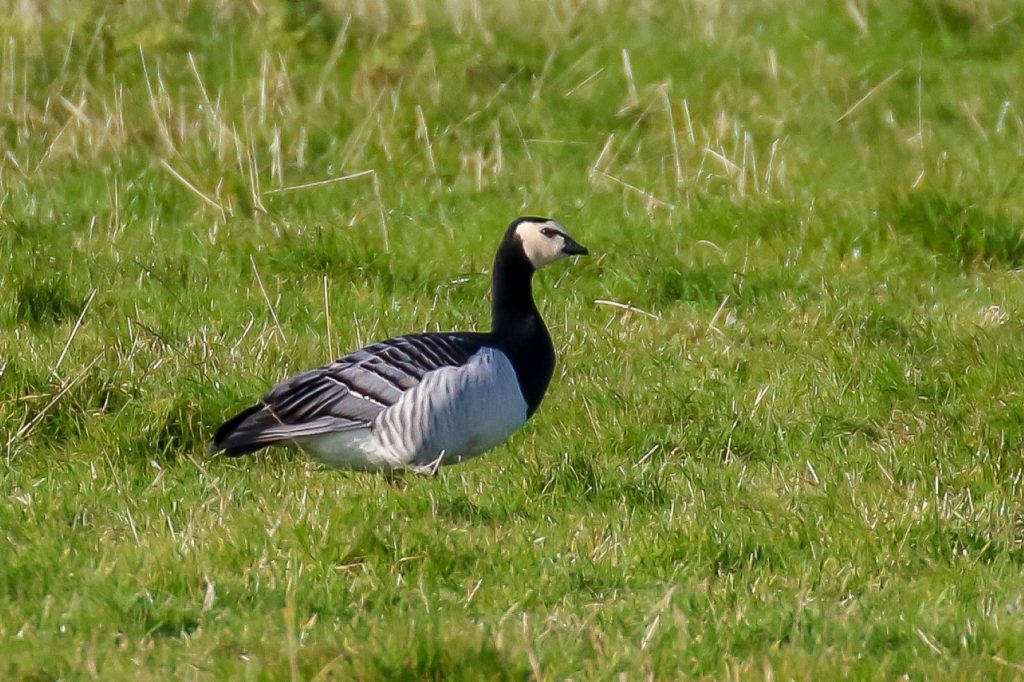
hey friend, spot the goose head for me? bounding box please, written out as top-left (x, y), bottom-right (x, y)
top-left (507, 216), bottom-right (589, 270)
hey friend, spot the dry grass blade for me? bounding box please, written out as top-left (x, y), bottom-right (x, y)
top-left (159, 159), bottom-right (227, 220)
top-left (593, 169), bottom-right (675, 211)
top-left (836, 69), bottom-right (903, 123)
top-left (10, 353), bottom-right (103, 448)
top-left (594, 299), bottom-right (661, 320)
top-left (52, 288), bottom-right (96, 376)
top-left (250, 254), bottom-right (287, 344)
top-left (262, 169), bottom-right (374, 195)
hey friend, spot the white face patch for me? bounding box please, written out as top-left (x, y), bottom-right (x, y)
top-left (515, 219), bottom-right (577, 269)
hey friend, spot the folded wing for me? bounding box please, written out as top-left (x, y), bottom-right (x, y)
top-left (212, 333), bottom-right (487, 456)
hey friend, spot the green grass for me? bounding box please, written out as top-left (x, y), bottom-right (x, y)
top-left (3, 0), bottom-right (1024, 678)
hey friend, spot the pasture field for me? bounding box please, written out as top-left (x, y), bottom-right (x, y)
top-left (3, 0), bottom-right (1024, 678)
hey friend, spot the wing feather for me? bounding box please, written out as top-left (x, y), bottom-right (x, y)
top-left (212, 332), bottom-right (490, 456)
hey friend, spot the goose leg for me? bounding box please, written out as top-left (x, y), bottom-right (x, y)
top-left (407, 451), bottom-right (445, 477)
top-left (383, 468), bottom-right (407, 487)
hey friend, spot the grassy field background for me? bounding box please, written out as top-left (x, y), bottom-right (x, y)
top-left (3, 0), bottom-right (1024, 678)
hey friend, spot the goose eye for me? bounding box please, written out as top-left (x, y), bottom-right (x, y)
top-left (540, 227), bottom-right (560, 238)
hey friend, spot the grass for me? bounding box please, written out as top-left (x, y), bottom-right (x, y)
top-left (3, 0), bottom-right (1024, 678)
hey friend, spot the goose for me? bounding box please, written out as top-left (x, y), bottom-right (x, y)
top-left (211, 216), bottom-right (588, 474)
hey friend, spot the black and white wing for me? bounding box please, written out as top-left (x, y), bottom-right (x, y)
top-left (212, 332), bottom-right (488, 456)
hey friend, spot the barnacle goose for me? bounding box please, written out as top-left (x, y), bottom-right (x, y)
top-left (211, 217), bottom-right (588, 473)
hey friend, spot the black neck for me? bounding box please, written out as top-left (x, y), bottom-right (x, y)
top-left (492, 244), bottom-right (539, 335)
top-left (490, 239), bottom-right (555, 416)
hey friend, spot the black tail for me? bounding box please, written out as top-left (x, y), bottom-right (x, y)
top-left (211, 404), bottom-right (269, 456)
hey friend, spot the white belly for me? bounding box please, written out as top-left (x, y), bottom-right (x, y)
top-left (297, 428), bottom-right (401, 472)
top-left (371, 347), bottom-right (529, 467)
